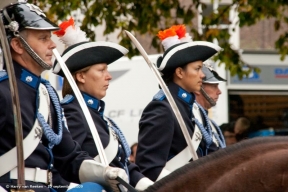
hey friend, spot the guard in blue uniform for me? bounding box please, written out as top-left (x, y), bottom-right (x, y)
top-left (52, 18), bottom-right (153, 191)
top-left (0, 3), bottom-right (128, 192)
top-left (135, 25), bottom-right (222, 181)
top-left (193, 63), bottom-right (227, 153)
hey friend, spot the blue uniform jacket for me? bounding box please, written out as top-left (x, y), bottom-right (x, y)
top-left (60, 92), bottom-right (144, 187)
top-left (136, 82), bottom-right (218, 181)
top-left (0, 62), bottom-right (93, 192)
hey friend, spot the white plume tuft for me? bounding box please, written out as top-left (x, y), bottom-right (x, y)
top-left (59, 25), bottom-right (87, 47)
top-left (162, 36), bottom-right (181, 51)
top-left (180, 33), bottom-right (193, 43)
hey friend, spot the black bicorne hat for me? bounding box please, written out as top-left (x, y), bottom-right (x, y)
top-left (53, 41), bottom-right (128, 77)
top-left (52, 18), bottom-right (128, 77)
top-left (156, 25), bottom-right (221, 76)
top-left (1, 2), bottom-right (59, 39)
top-left (157, 41), bottom-right (221, 75)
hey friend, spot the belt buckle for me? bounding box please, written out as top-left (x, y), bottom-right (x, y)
top-left (47, 170), bottom-right (52, 187)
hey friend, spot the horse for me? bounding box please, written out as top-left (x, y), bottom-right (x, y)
top-left (143, 136), bottom-right (288, 192)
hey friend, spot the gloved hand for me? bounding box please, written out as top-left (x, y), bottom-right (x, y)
top-left (135, 177), bottom-right (154, 191)
top-left (104, 166), bottom-right (128, 192)
top-left (79, 160), bottom-right (129, 192)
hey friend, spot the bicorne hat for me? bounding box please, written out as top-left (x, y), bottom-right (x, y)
top-left (202, 63), bottom-right (227, 84)
top-left (156, 25), bottom-right (221, 75)
top-left (1, 2), bottom-right (59, 40)
top-left (53, 18), bottom-right (128, 77)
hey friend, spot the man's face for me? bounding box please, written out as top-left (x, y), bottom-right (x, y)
top-left (23, 29), bottom-right (56, 71)
top-left (202, 83), bottom-right (222, 107)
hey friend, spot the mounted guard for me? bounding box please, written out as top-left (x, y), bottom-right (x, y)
top-left (193, 63), bottom-right (227, 154)
top-left (0, 1), bottom-right (128, 192)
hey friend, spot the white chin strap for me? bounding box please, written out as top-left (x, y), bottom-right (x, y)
top-left (200, 87), bottom-right (216, 107)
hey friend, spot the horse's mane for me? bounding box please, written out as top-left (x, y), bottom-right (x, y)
top-left (144, 136), bottom-right (288, 192)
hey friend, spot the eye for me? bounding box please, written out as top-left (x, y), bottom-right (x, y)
top-left (40, 36), bottom-right (48, 41)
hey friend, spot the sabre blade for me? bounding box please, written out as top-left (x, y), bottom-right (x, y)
top-left (53, 49), bottom-right (108, 166)
top-left (125, 30), bottom-right (198, 161)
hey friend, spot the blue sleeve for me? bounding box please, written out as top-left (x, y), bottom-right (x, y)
top-left (52, 120), bottom-right (93, 183)
top-left (62, 101), bottom-right (88, 146)
top-left (136, 100), bottom-right (174, 181)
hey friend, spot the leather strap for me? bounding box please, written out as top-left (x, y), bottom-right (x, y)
top-left (161, 103), bottom-right (202, 174)
top-left (94, 127), bottom-right (119, 164)
top-left (68, 122), bottom-right (119, 189)
top-left (10, 167), bottom-right (48, 184)
top-left (0, 186), bottom-right (7, 192)
top-left (0, 83), bottom-right (49, 177)
top-left (209, 120), bottom-right (220, 146)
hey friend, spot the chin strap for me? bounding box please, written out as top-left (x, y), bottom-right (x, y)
top-left (3, 8), bottom-right (52, 70)
top-left (200, 87), bottom-right (216, 107)
top-left (17, 35), bottom-right (52, 70)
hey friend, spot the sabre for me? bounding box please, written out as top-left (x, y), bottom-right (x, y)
top-left (0, 1), bottom-right (30, 191)
top-left (52, 49), bottom-right (108, 166)
top-left (125, 30), bottom-right (198, 161)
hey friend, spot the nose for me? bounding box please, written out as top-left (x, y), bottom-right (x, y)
top-left (217, 86), bottom-right (222, 95)
top-left (50, 39), bottom-right (57, 49)
top-left (107, 71), bottom-right (112, 80)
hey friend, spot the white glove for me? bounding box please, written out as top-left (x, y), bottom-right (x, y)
top-left (135, 177), bottom-right (154, 191)
top-left (78, 160), bottom-right (128, 191)
top-left (104, 166), bottom-right (128, 192)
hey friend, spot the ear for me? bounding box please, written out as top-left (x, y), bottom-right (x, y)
top-left (10, 37), bottom-right (24, 54)
top-left (175, 67), bottom-right (184, 79)
top-left (75, 72), bottom-right (85, 84)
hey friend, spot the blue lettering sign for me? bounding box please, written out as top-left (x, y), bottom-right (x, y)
top-left (275, 68), bottom-right (288, 78)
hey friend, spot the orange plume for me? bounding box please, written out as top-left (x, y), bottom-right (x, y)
top-left (157, 27), bottom-right (177, 41)
top-left (157, 24), bottom-right (187, 41)
top-left (171, 25), bottom-right (186, 39)
top-left (53, 17), bottom-right (75, 37)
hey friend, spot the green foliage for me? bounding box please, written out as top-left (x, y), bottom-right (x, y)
top-left (30, 0), bottom-right (288, 78)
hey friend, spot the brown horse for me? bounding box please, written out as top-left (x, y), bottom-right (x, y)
top-left (144, 136), bottom-right (288, 192)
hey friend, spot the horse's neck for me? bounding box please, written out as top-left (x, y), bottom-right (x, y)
top-left (188, 138), bottom-right (288, 191)
top-left (146, 137), bottom-right (288, 192)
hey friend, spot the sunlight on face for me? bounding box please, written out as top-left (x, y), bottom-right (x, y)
top-left (78, 63), bottom-right (112, 100)
top-left (25, 29), bottom-right (56, 67)
top-left (202, 83), bottom-right (222, 107)
top-left (176, 60), bottom-right (205, 92)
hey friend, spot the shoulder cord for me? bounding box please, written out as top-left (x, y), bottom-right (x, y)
top-left (192, 118), bottom-right (213, 148)
top-left (105, 116), bottom-right (130, 181)
top-left (105, 117), bottom-right (131, 158)
top-left (37, 79), bottom-right (63, 149)
top-left (195, 102), bottom-right (226, 148)
top-left (210, 119), bottom-right (226, 148)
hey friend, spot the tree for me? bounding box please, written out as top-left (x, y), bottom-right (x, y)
top-left (31, 0), bottom-right (288, 78)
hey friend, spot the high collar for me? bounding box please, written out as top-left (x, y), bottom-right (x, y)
top-left (13, 61), bottom-right (41, 89)
top-left (168, 82), bottom-right (195, 105)
top-left (82, 92), bottom-right (105, 115)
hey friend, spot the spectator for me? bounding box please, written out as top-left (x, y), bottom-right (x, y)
top-left (234, 117), bottom-right (251, 142)
top-left (130, 143), bottom-right (138, 163)
top-left (220, 122), bottom-right (237, 146)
